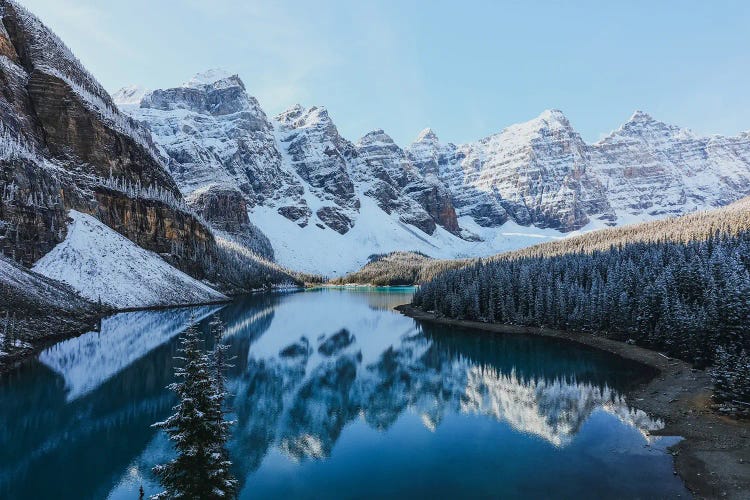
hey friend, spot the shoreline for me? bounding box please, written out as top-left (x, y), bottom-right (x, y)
top-left (0, 296), bottom-right (235, 375)
top-left (0, 285), bottom-right (311, 374)
top-left (396, 304), bottom-right (750, 499)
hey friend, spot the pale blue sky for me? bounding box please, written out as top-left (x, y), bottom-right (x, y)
top-left (21, 0), bottom-right (750, 146)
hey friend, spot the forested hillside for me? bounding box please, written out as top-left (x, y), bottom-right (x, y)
top-left (412, 199), bottom-right (750, 414)
top-left (331, 251), bottom-right (469, 286)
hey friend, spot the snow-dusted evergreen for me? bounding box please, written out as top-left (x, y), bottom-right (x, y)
top-left (152, 320), bottom-right (237, 499)
top-left (413, 199), bottom-right (750, 413)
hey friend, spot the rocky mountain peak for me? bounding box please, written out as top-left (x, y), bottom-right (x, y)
top-left (275, 105), bottom-right (333, 129)
top-left (414, 127), bottom-right (440, 144)
top-left (530, 109), bottom-right (573, 131)
top-left (600, 110), bottom-right (697, 145)
top-left (182, 68), bottom-right (242, 89)
top-left (628, 109), bottom-right (653, 123)
top-left (139, 71), bottom-right (260, 118)
top-left (357, 129), bottom-right (397, 148)
top-left (276, 103), bottom-right (305, 121)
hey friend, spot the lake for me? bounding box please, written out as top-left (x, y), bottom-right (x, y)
top-left (0, 287), bottom-right (690, 499)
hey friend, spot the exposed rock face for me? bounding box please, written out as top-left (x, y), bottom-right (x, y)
top-left (119, 82), bottom-right (463, 239)
top-left (0, 2), bottom-right (176, 192)
top-left (116, 69), bottom-right (750, 273)
top-left (352, 129), bottom-right (462, 235)
top-left (186, 185), bottom-right (273, 259)
top-left (407, 128), bottom-right (509, 228)
top-left (275, 105), bottom-right (358, 209)
top-left (274, 105), bottom-right (359, 232)
top-left (124, 69), bottom-right (302, 208)
top-left (409, 110), bottom-right (750, 231)
top-left (456, 110), bottom-right (609, 230)
top-left (93, 189), bottom-right (214, 277)
top-left (589, 110), bottom-right (750, 217)
top-left (0, 4), bottom-right (285, 292)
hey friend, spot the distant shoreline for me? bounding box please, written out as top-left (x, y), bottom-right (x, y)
top-left (396, 304), bottom-right (750, 499)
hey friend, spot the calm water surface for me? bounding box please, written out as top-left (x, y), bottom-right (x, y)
top-left (0, 287), bottom-right (690, 499)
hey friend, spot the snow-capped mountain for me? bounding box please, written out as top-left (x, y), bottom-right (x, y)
top-left (0, 2), bottom-right (301, 316)
top-left (116, 71), bottom-right (750, 274)
top-left (590, 110), bottom-right (750, 219)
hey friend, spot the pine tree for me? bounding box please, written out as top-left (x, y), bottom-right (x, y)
top-left (152, 319), bottom-right (237, 499)
top-left (208, 315), bottom-right (238, 498)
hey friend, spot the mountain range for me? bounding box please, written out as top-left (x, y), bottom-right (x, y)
top-left (2, 0), bottom-right (750, 309)
top-left (114, 70), bottom-right (750, 275)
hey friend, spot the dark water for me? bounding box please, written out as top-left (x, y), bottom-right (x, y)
top-left (0, 287), bottom-right (689, 499)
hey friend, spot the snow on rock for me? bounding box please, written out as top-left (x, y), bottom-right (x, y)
top-left (183, 68), bottom-right (235, 88)
top-left (121, 71), bottom-right (301, 208)
top-left (251, 196), bottom-right (571, 276)
top-left (32, 211), bottom-right (227, 309)
top-left (111, 84), bottom-right (149, 107)
top-left (118, 70), bottom-right (750, 275)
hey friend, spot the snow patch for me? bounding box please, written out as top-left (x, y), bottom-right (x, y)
top-left (32, 211), bottom-right (226, 309)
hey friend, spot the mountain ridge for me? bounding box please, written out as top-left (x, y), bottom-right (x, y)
top-left (114, 70), bottom-right (750, 274)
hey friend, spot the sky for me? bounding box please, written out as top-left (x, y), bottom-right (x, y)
top-left (21, 0), bottom-right (750, 147)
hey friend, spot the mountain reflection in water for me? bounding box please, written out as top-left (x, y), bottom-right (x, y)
top-left (0, 288), bottom-right (688, 500)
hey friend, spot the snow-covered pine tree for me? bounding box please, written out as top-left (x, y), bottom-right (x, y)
top-left (152, 319), bottom-right (237, 499)
top-left (208, 315), bottom-right (238, 497)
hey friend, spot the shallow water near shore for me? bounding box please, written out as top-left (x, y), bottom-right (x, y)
top-left (0, 287), bottom-right (689, 499)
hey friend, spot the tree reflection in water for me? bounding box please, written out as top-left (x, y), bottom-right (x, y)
top-left (0, 288), bottom-right (686, 500)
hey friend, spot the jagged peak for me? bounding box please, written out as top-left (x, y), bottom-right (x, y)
top-left (534, 109), bottom-right (571, 128)
top-left (182, 69), bottom-right (243, 90)
top-left (415, 128), bottom-right (439, 143)
top-left (596, 110), bottom-right (697, 144)
top-left (358, 129), bottom-right (397, 147)
top-left (628, 110), bottom-right (654, 122)
top-left (478, 109), bottom-right (575, 145)
top-left (275, 104), bottom-right (333, 128)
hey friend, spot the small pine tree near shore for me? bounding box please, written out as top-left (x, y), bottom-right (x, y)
top-left (151, 317), bottom-right (237, 499)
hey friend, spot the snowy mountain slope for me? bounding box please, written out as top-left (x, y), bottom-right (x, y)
top-left (0, 252), bottom-right (98, 354)
top-left (32, 211), bottom-right (227, 309)
top-left (589, 111), bottom-right (750, 218)
top-left (116, 71), bottom-right (750, 275)
top-left (1, 4), bottom-right (297, 306)
top-left (120, 69), bottom-right (301, 207)
top-left (410, 110), bottom-right (750, 232)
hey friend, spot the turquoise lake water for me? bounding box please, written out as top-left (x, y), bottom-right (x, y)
top-left (0, 287), bottom-right (690, 499)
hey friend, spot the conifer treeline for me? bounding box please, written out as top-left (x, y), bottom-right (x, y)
top-left (413, 200), bottom-right (750, 412)
top-left (332, 251), bottom-right (470, 286)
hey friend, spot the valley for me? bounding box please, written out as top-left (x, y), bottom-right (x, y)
top-left (0, 1), bottom-right (749, 498)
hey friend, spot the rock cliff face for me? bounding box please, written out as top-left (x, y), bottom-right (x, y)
top-left (409, 110), bottom-right (750, 232)
top-left (118, 76), bottom-right (463, 241)
top-left (589, 110), bottom-right (750, 218)
top-left (274, 104), bottom-right (358, 233)
top-left (0, 0), bottom-right (185, 268)
top-left (450, 110), bottom-right (610, 230)
top-left (118, 71), bottom-right (750, 273)
top-left (186, 185), bottom-right (273, 259)
top-left (0, 2), bottom-right (290, 293)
